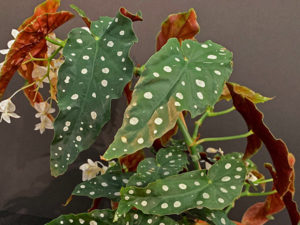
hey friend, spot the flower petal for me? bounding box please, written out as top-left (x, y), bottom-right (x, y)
top-left (7, 40), bottom-right (15, 49)
top-left (11, 29), bottom-right (19, 39)
top-left (0, 49), bottom-right (9, 55)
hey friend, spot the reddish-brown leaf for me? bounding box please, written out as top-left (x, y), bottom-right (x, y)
top-left (227, 82), bottom-right (293, 196)
top-left (221, 83), bottom-right (272, 104)
top-left (242, 196), bottom-right (284, 225)
top-left (120, 8), bottom-right (143, 22)
top-left (194, 220), bottom-right (244, 225)
top-left (156, 8), bottom-right (200, 51)
top-left (0, 11), bottom-right (74, 99)
top-left (242, 158), bottom-right (299, 225)
top-left (18, 0), bottom-right (61, 31)
top-left (124, 81), bottom-right (133, 104)
top-left (228, 83), bottom-right (300, 224)
top-left (88, 198), bottom-right (101, 212)
top-left (120, 150), bottom-right (145, 172)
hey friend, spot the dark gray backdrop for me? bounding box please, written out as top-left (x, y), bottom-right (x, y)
top-left (0, 0), bottom-right (299, 224)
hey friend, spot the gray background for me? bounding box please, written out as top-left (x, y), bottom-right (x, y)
top-left (0, 0), bottom-right (299, 224)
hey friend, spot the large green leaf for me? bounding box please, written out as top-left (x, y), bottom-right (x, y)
top-left (103, 38), bottom-right (233, 160)
top-left (189, 208), bottom-right (235, 225)
top-left (46, 209), bottom-right (178, 225)
top-left (72, 171), bottom-right (132, 201)
top-left (127, 144), bottom-right (188, 187)
top-left (50, 11), bottom-right (138, 176)
top-left (117, 153), bottom-right (246, 217)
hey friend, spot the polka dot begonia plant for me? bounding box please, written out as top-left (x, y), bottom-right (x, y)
top-left (0, 0), bottom-right (298, 224)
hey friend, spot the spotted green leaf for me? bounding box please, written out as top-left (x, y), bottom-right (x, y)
top-left (103, 38), bottom-right (233, 160)
top-left (117, 153), bottom-right (246, 217)
top-left (127, 144), bottom-right (188, 187)
top-left (72, 171), bottom-right (132, 201)
top-left (46, 209), bottom-right (178, 225)
top-left (189, 208), bottom-right (235, 225)
top-left (50, 11), bottom-right (137, 177)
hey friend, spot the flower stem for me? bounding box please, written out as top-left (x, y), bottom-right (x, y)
top-left (177, 113), bottom-right (201, 170)
top-left (10, 82), bottom-right (37, 99)
top-left (192, 130), bottom-right (253, 146)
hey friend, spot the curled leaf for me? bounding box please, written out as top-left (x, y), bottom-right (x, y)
top-left (0, 11), bottom-right (74, 98)
top-left (70, 4), bottom-right (91, 28)
top-left (227, 83), bottom-right (292, 196)
top-left (156, 8), bottom-right (200, 51)
top-left (228, 83), bottom-right (300, 224)
top-left (221, 82), bottom-right (272, 104)
top-left (120, 8), bottom-right (143, 22)
top-left (18, 0), bottom-right (61, 31)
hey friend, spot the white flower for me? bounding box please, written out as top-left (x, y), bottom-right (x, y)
top-left (47, 33), bottom-right (60, 57)
top-left (34, 102), bottom-right (55, 134)
top-left (32, 64), bottom-right (59, 88)
top-left (79, 159), bottom-right (108, 181)
top-left (34, 116), bottom-right (53, 134)
top-left (246, 172), bottom-right (258, 184)
top-left (0, 29), bottom-right (19, 55)
top-left (0, 99), bottom-right (20, 123)
top-left (34, 101), bottom-right (55, 118)
top-left (206, 147), bottom-right (224, 155)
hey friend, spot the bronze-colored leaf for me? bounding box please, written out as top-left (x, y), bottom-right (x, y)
top-left (120, 7), bottom-right (143, 22)
top-left (243, 133), bottom-right (262, 160)
top-left (228, 83), bottom-right (300, 224)
top-left (18, 0), bottom-right (61, 31)
top-left (156, 8), bottom-right (200, 51)
top-left (221, 82), bottom-right (272, 104)
top-left (0, 11), bottom-right (74, 99)
top-left (119, 150), bottom-right (145, 172)
top-left (227, 82), bottom-right (292, 196)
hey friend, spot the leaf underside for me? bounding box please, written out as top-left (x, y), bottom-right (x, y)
top-left (46, 209), bottom-right (178, 225)
top-left (156, 8), bottom-right (200, 51)
top-left (50, 12), bottom-right (138, 177)
top-left (103, 38), bottom-right (233, 160)
top-left (117, 153), bottom-right (246, 217)
top-left (0, 11), bottom-right (73, 98)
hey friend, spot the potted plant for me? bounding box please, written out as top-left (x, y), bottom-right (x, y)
top-left (0, 0), bottom-right (298, 224)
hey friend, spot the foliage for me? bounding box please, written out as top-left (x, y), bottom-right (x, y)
top-left (0, 1), bottom-right (299, 225)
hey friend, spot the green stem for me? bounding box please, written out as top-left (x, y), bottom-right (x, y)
top-left (241, 190), bottom-right (277, 197)
top-left (49, 46), bottom-right (63, 61)
top-left (192, 111), bottom-right (208, 139)
top-left (253, 178), bottom-right (273, 185)
top-left (193, 130), bottom-right (253, 146)
top-left (45, 36), bottom-right (65, 47)
top-left (177, 115), bottom-right (201, 170)
top-left (192, 106), bottom-right (235, 139)
top-left (208, 106), bottom-right (235, 117)
top-left (225, 202), bottom-right (235, 214)
top-left (10, 82), bottom-right (37, 99)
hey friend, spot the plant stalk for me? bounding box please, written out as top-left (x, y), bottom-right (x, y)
top-left (192, 130), bottom-right (254, 146)
top-left (177, 113), bottom-right (201, 170)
